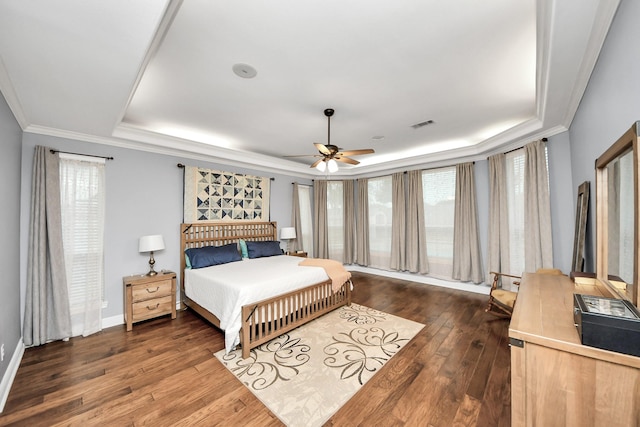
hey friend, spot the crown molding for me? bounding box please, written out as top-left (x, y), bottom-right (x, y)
top-left (0, 56), bottom-right (29, 130)
top-left (561, 0), bottom-right (621, 126)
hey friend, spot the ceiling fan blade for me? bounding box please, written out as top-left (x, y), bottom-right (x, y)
top-left (315, 143), bottom-right (332, 155)
top-left (337, 148), bottom-right (375, 156)
top-left (335, 156), bottom-right (360, 165)
top-left (283, 154), bottom-right (322, 158)
top-left (310, 159), bottom-right (324, 168)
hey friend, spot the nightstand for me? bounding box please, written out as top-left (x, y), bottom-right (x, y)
top-left (123, 271), bottom-right (176, 331)
top-left (288, 251), bottom-right (308, 258)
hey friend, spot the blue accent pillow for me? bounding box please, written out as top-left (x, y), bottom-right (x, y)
top-left (238, 239), bottom-right (249, 258)
top-left (185, 243), bottom-right (242, 269)
top-left (246, 240), bottom-right (282, 259)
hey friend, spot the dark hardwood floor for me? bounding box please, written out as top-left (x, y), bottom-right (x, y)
top-left (0, 272), bottom-right (511, 426)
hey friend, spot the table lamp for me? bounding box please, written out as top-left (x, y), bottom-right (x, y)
top-left (139, 234), bottom-right (165, 276)
top-left (280, 227), bottom-right (296, 255)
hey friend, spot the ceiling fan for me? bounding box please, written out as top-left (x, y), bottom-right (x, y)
top-left (286, 108), bottom-right (375, 172)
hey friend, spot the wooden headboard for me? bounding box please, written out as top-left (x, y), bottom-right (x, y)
top-left (179, 221), bottom-right (278, 290)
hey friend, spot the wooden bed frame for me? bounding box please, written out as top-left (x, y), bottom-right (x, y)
top-left (180, 221), bottom-right (351, 359)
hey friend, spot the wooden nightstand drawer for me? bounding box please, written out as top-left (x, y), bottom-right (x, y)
top-left (132, 295), bottom-right (173, 321)
top-left (131, 279), bottom-right (172, 302)
top-left (288, 251), bottom-right (308, 258)
top-left (124, 272), bottom-right (176, 331)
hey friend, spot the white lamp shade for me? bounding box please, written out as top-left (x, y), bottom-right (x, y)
top-left (139, 234), bottom-right (165, 253)
top-left (280, 227), bottom-right (296, 240)
top-left (327, 158), bottom-right (338, 173)
top-left (316, 160), bottom-right (327, 172)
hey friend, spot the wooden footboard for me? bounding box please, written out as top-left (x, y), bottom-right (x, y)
top-left (240, 279), bottom-right (351, 359)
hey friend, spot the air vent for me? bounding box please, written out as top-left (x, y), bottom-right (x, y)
top-left (411, 119), bottom-right (434, 129)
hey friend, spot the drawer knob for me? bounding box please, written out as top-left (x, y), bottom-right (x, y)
top-left (146, 287), bottom-right (160, 293)
top-left (147, 303), bottom-right (160, 310)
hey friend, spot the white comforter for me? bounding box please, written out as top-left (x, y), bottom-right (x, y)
top-left (184, 255), bottom-right (329, 353)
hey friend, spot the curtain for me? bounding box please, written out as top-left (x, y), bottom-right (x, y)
top-left (487, 153), bottom-right (511, 284)
top-left (60, 156), bottom-right (105, 337)
top-left (23, 146), bottom-right (72, 346)
top-left (313, 180), bottom-right (329, 259)
top-left (291, 183), bottom-right (303, 253)
top-left (406, 170), bottom-right (428, 274)
top-left (343, 180), bottom-right (356, 264)
top-left (452, 163), bottom-right (483, 283)
top-left (390, 172), bottom-right (406, 271)
top-left (356, 178), bottom-right (370, 266)
top-left (524, 140), bottom-right (553, 271)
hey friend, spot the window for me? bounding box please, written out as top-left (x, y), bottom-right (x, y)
top-left (60, 155), bottom-right (106, 337)
top-left (505, 150), bottom-right (525, 276)
top-left (297, 185), bottom-right (314, 257)
top-left (504, 146), bottom-right (549, 277)
top-left (422, 166), bottom-right (456, 278)
top-left (327, 181), bottom-right (344, 261)
top-left (368, 176), bottom-right (392, 268)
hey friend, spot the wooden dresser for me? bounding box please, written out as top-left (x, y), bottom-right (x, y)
top-left (123, 271), bottom-right (177, 331)
top-left (509, 273), bottom-right (640, 427)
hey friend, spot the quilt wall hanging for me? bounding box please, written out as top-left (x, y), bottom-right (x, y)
top-left (183, 166), bottom-right (270, 222)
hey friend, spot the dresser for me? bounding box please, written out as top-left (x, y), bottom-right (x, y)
top-left (509, 273), bottom-right (640, 426)
top-left (123, 271), bottom-right (176, 331)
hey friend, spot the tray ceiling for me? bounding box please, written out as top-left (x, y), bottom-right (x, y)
top-left (0, 0), bottom-right (620, 176)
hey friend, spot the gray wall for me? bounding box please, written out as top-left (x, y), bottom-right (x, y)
top-left (547, 132), bottom-right (575, 273)
top-left (0, 91), bottom-right (22, 381)
top-left (568, 0), bottom-right (640, 271)
top-left (19, 134), bottom-right (311, 321)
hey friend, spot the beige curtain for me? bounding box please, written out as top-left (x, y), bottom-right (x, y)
top-left (24, 146), bottom-right (72, 346)
top-left (313, 180), bottom-right (329, 259)
top-left (356, 178), bottom-right (370, 266)
top-left (487, 153), bottom-right (510, 283)
top-left (405, 170), bottom-right (428, 274)
top-left (343, 180), bottom-right (356, 264)
top-left (390, 172), bottom-right (406, 271)
top-left (290, 183), bottom-right (302, 253)
top-left (452, 163), bottom-right (483, 283)
top-left (524, 140), bottom-right (553, 271)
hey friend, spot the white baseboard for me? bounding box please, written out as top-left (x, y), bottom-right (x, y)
top-left (102, 314), bottom-right (124, 330)
top-left (346, 265), bottom-right (490, 295)
top-left (0, 338), bottom-right (25, 413)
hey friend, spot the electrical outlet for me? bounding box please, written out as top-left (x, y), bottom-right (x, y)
top-left (1, 343), bottom-right (4, 362)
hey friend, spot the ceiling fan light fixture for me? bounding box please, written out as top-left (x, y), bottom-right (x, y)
top-left (316, 160), bottom-right (327, 172)
top-left (327, 158), bottom-right (338, 173)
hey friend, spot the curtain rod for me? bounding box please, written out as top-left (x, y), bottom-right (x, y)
top-left (504, 137), bottom-right (548, 155)
top-left (50, 149), bottom-right (113, 160)
top-left (177, 163), bottom-right (274, 180)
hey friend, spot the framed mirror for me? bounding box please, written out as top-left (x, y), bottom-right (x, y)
top-left (595, 122), bottom-right (639, 308)
top-left (571, 181), bottom-right (590, 272)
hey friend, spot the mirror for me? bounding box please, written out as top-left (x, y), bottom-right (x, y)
top-left (572, 181), bottom-right (590, 272)
top-left (596, 122), bottom-right (639, 308)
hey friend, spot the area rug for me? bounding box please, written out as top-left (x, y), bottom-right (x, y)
top-left (214, 304), bottom-right (424, 427)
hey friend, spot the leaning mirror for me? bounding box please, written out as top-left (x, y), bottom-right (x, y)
top-left (596, 122), bottom-right (639, 308)
top-left (572, 181), bottom-right (590, 272)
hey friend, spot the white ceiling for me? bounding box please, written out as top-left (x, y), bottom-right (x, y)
top-left (0, 0), bottom-right (620, 177)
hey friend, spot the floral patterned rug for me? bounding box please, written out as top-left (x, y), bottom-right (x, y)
top-left (214, 304), bottom-right (424, 427)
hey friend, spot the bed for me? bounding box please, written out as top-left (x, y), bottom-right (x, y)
top-left (180, 221), bottom-right (352, 359)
